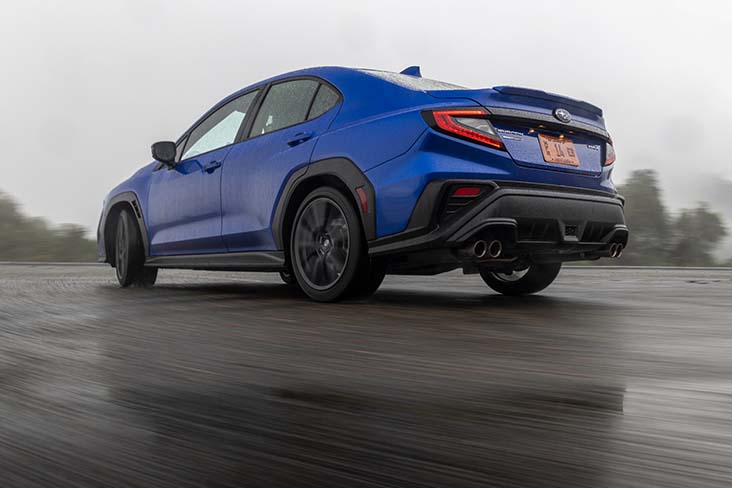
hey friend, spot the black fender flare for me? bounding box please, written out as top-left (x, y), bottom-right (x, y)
top-left (272, 157), bottom-right (376, 250)
top-left (98, 191), bottom-right (151, 263)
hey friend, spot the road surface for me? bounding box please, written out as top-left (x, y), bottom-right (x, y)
top-left (1, 264), bottom-right (731, 487)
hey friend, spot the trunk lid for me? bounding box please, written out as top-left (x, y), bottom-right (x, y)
top-left (429, 87), bottom-right (608, 175)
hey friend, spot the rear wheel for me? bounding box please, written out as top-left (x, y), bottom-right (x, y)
top-left (479, 262), bottom-right (561, 296)
top-left (115, 209), bottom-right (157, 288)
top-left (290, 187), bottom-right (371, 302)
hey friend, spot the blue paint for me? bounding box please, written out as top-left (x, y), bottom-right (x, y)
top-left (100, 66), bottom-right (618, 257)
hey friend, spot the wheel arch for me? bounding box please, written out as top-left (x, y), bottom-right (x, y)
top-left (100, 192), bottom-right (150, 265)
top-left (273, 158), bottom-right (376, 256)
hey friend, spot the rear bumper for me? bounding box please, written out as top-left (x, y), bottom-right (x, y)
top-left (368, 180), bottom-right (628, 261)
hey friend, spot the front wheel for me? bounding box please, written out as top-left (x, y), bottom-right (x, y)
top-left (479, 262), bottom-right (561, 296)
top-left (290, 187), bottom-right (369, 302)
top-left (115, 208), bottom-right (158, 288)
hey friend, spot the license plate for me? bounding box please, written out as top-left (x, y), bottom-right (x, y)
top-left (538, 134), bottom-right (580, 167)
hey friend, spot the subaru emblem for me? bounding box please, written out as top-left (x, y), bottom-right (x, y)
top-left (554, 108), bottom-right (572, 123)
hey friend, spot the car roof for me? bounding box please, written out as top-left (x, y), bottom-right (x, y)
top-left (182, 67), bottom-right (461, 139)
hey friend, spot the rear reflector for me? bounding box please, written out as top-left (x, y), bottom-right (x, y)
top-left (426, 108), bottom-right (505, 150)
top-left (452, 187), bottom-right (482, 197)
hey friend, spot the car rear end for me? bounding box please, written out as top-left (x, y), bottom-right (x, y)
top-left (364, 78), bottom-right (627, 275)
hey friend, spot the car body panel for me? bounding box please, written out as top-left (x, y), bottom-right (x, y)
top-left (366, 128), bottom-right (615, 237)
top-left (221, 104), bottom-right (340, 252)
top-left (147, 146), bottom-right (231, 255)
top-left (428, 87), bottom-right (606, 129)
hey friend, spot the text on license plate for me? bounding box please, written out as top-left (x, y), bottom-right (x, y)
top-left (538, 134), bottom-right (580, 167)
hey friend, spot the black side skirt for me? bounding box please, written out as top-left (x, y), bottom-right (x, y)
top-left (145, 251), bottom-right (285, 272)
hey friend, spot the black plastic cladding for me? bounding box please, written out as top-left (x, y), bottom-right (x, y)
top-left (271, 157), bottom-right (377, 250)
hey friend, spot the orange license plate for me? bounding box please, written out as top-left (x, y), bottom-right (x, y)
top-left (538, 134), bottom-right (580, 167)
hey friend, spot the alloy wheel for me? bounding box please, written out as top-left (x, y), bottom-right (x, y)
top-left (491, 268), bottom-right (530, 283)
top-left (293, 197), bottom-right (350, 291)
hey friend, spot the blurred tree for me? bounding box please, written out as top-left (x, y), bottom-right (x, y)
top-left (616, 170), bottom-right (671, 265)
top-left (668, 204), bottom-right (727, 266)
top-left (0, 191), bottom-right (97, 262)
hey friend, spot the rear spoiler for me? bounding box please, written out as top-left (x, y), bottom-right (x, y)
top-left (493, 86), bottom-right (603, 117)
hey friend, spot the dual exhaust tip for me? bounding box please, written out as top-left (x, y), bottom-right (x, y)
top-left (472, 239), bottom-right (503, 259)
top-left (609, 243), bottom-right (624, 258)
top-left (469, 239), bottom-right (623, 259)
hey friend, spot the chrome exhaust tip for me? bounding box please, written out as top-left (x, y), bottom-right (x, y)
top-left (473, 240), bottom-right (488, 259)
top-left (609, 243), bottom-right (623, 258)
top-left (487, 240), bottom-right (502, 259)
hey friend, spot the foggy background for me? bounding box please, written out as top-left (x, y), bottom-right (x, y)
top-left (2, 0), bottom-right (731, 259)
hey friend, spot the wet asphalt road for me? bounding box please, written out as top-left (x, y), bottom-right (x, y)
top-left (1, 264), bottom-right (731, 487)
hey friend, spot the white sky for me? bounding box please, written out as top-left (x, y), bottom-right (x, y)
top-left (1, 0), bottom-right (731, 236)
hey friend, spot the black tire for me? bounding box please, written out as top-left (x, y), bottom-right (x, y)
top-left (289, 187), bottom-right (368, 302)
top-left (279, 270), bottom-right (297, 286)
top-left (349, 258), bottom-right (386, 299)
top-left (479, 262), bottom-right (561, 296)
top-left (115, 209), bottom-right (158, 288)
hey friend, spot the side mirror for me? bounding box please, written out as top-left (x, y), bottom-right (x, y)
top-left (151, 141), bottom-right (177, 166)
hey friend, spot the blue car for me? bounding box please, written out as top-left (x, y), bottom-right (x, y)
top-left (98, 66), bottom-right (627, 301)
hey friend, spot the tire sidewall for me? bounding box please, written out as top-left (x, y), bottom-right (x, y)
top-left (290, 187), bottom-right (364, 302)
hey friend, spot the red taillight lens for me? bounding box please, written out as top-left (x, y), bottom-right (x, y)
top-left (605, 142), bottom-right (616, 166)
top-left (428, 109), bottom-right (505, 150)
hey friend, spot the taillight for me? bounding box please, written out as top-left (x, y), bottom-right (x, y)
top-left (425, 108), bottom-right (505, 150)
top-left (605, 142), bottom-right (616, 166)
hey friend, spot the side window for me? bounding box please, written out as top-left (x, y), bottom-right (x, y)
top-left (249, 80), bottom-right (319, 136)
top-left (308, 84), bottom-right (340, 120)
top-left (182, 90), bottom-right (258, 160)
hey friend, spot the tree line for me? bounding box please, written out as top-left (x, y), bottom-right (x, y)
top-left (1, 171), bottom-right (729, 265)
top-left (0, 192), bottom-right (97, 262)
top-left (615, 170), bottom-right (728, 266)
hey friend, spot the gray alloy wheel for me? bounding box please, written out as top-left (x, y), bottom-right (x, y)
top-left (490, 268), bottom-right (530, 283)
top-left (293, 196), bottom-right (351, 291)
top-left (479, 262), bottom-right (561, 296)
top-left (290, 187), bottom-right (370, 302)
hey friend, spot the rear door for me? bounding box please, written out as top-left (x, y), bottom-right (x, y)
top-left (221, 79), bottom-right (341, 251)
top-left (146, 90), bottom-right (259, 255)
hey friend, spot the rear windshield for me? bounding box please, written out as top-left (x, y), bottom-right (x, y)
top-left (359, 70), bottom-right (465, 91)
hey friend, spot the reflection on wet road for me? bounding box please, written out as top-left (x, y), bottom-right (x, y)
top-left (1, 264), bottom-right (731, 487)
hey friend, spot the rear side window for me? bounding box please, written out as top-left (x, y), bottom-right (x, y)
top-left (250, 80), bottom-right (319, 136)
top-left (307, 84), bottom-right (340, 120)
top-left (182, 90), bottom-right (258, 160)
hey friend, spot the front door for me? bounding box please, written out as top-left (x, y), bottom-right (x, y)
top-left (147, 146), bottom-right (230, 255)
top-left (146, 89), bottom-right (260, 255)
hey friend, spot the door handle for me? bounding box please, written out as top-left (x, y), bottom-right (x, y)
top-left (203, 161), bottom-right (222, 173)
top-left (287, 132), bottom-right (314, 147)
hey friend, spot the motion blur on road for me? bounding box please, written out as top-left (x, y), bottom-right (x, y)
top-left (1, 264), bottom-right (731, 487)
